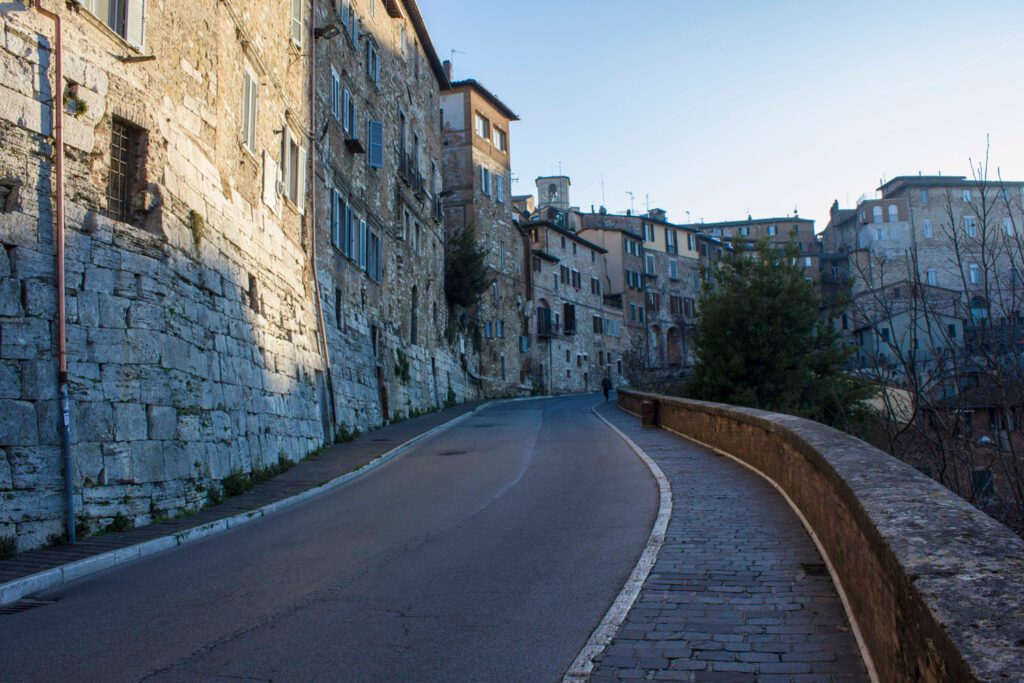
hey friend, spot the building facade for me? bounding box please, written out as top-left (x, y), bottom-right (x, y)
top-left (440, 76), bottom-right (527, 394)
top-left (311, 0), bottom-right (471, 431)
top-left (0, 1), bottom-right (328, 548)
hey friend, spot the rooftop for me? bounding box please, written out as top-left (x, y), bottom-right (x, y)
top-left (448, 79), bottom-right (519, 121)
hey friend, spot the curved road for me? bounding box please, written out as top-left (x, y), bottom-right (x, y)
top-left (0, 395), bottom-right (658, 682)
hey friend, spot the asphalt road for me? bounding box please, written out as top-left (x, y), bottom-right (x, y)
top-left (0, 394), bottom-right (658, 682)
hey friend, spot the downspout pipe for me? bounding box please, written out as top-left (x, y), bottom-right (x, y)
top-left (34, 1), bottom-right (75, 544)
top-left (307, 0), bottom-right (337, 440)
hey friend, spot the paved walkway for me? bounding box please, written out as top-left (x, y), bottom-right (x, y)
top-left (589, 401), bottom-right (868, 683)
top-left (0, 400), bottom-right (484, 588)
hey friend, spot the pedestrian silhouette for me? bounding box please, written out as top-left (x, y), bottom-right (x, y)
top-left (601, 375), bottom-right (612, 401)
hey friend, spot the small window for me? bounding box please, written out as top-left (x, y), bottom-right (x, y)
top-left (965, 216), bottom-right (977, 237)
top-left (645, 253), bottom-right (655, 274)
top-left (241, 67), bottom-right (258, 153)
top-left (888, 205), bottom-right (898, 222)
top-left (480, 167), bottom-right (492, 196)
top-left (281, 126), bottom-right (306, 212)
top-left (330, 68), bottom-right (341, 120)
top-left (962, 189), bottom-right (972, 202)
top-left (669, 259), bottom-right (678, 279)
top-left (475, 113), bottom-right (490, 139)
top-left (923, 220), bottom-right (934, 239)
top-left (1004, 218), bottom-right (1014, 236)
top-left (106, 117), bottom-right (145, 224)
top-left (86, 0), bottom-right (147, 49)
top-left (493, 128), bottom-right (507, 152)
top-left (367, 40), bottom-right (381, 85)
top-left (969, 263), bottom-right (981, 285)
top-left (767, 225), bottom-right (776, 236)
top-left (367, 120), bottom-right (384, 168)
top-left (495, 174), bottom-right (505, 203)
top-left (871, 206), bottom-right (882, 223)
top-left (343, 89), bottom-right (358, 138)
top-left (290, 0), bottom-right (303, 46)
top-left (920, 189), bottom-right (929, 203)
top-left (926, 270), bottom-right (937, 286)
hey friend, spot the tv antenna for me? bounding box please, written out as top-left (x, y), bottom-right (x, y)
top-left (449, 49), bottom-right (466, 76)
top-left (626, 191), bottom-right (635, 214)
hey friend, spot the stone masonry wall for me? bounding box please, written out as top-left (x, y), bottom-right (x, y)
top-left (619, 389), bottom-right (1024, 683)
top-left (0, 1), bottom-right (327, 550)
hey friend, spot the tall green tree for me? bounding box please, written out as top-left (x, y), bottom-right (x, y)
top-left (444, 225), bottom-right (489, 309)
top-left (689, 240), bottom-right (872, 427)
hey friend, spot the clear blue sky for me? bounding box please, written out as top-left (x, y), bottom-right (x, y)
top-left (419, 1), bottom-right (1024, 232)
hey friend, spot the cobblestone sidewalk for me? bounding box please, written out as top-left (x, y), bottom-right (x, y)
top-left (589, 402), bottom-right (869, 683)
top-left (0, 401), bottom-right (484, 588)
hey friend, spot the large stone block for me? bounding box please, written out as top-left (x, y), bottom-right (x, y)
top-left (0, 400), bottom-right (38, 446)
top-left (147, 404), bottom-right (177, 440)
top-left (75, 442), bottom-right (103, 486)
top-left (6, 445), bottom-right (61, 489)
top-left (87, 328), bottom-right (128, 364)
top-left (21, 279), bottom-right (56, 318)
top-left (99, 294), bottom-right (131, 329)
top-left (76, 401), bottom-right (114, 443)
top-left (10, 247), bottom-right (52, 279)
top-left (129, 440), bottom-right (164, 483)
top-left (114, 402), bottom-right (147, 441)
top-left (0, 455), bottom-right (10, 490)
top-left (101, 362), bottom-right (141, 402)
top-left (19, 359), bottom-right (55, 401)
top-left (100, 443), bottom-right (133, 484)
top-left (0, 318), bottom-right (51, 359)
top-left (0, 278), bottom-right (22, 316)
top-left (82, 266), bottom-right (116, 294)
top-left (0, 361), bottom-right (20, 399)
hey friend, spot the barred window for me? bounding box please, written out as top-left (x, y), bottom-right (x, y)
top-left (106, 118), bottom-right (143, 223)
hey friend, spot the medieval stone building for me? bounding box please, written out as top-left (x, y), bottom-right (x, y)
top-left (1, 0), bottom-right (328, 548)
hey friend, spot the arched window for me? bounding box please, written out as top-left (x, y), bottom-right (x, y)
top-left (872, 206), bottom-right (883, 224)
top-left (888, 205), bottom-right (898, 223)
top-left (410, 286), bottom-right (419, 344)
top-left (547, 183), bottom-right (558, 202)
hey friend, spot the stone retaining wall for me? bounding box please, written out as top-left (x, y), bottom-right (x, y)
top-left (618, 390), bottom-right (1024, 683)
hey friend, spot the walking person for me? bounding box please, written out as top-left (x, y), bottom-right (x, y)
top-left (601, 375), bottom-right (612, 401)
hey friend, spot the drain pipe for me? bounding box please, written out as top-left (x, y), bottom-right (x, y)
top-left (307, 0), bottom-right (337, 439)
top-left (34, 1), bottom-right (75, 544)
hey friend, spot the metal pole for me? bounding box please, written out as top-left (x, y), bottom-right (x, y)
top-left (307, 0), bottom-right (337, 440)
top-left (35, 1), bottom-right (75, 544)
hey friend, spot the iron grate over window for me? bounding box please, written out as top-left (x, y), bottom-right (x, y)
top-left (106, 118), bottom-right (138, 223)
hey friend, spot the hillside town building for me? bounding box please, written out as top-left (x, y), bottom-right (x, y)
top-left (0, 0), bottom-right (330, 548)
top-left (440, 74), bottom-right (527, 395)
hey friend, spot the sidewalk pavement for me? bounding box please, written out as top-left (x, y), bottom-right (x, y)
top-left (589, 401), bottom-right (868, 683)
top-left (0, 400), bottom-right (485, 597)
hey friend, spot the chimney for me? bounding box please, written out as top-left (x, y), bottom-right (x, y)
top-left (443, 60), bottom-right (453, 82)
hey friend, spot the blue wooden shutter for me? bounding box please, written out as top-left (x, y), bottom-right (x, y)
top-left (368, 120), bottom-right (384, 168)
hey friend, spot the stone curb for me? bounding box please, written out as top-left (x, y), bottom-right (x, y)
top-left (0, 396), bottom-right (571, 607)
top-left (561, 402), bottom-right (673, 683)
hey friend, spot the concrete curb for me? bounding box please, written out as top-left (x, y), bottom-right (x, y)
top-left (0, 398), bottom-right (511, 607)
top-left (561, 403), bottom-right (673, 683)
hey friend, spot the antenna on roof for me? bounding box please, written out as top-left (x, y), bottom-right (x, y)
top-left (449, 49), bottom-right (466, 78)
top-left (626, 191), bottom-right (635, 215)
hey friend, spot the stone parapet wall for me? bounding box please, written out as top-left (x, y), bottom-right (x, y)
top-left (618, 389), bottom-right (1024, 683)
